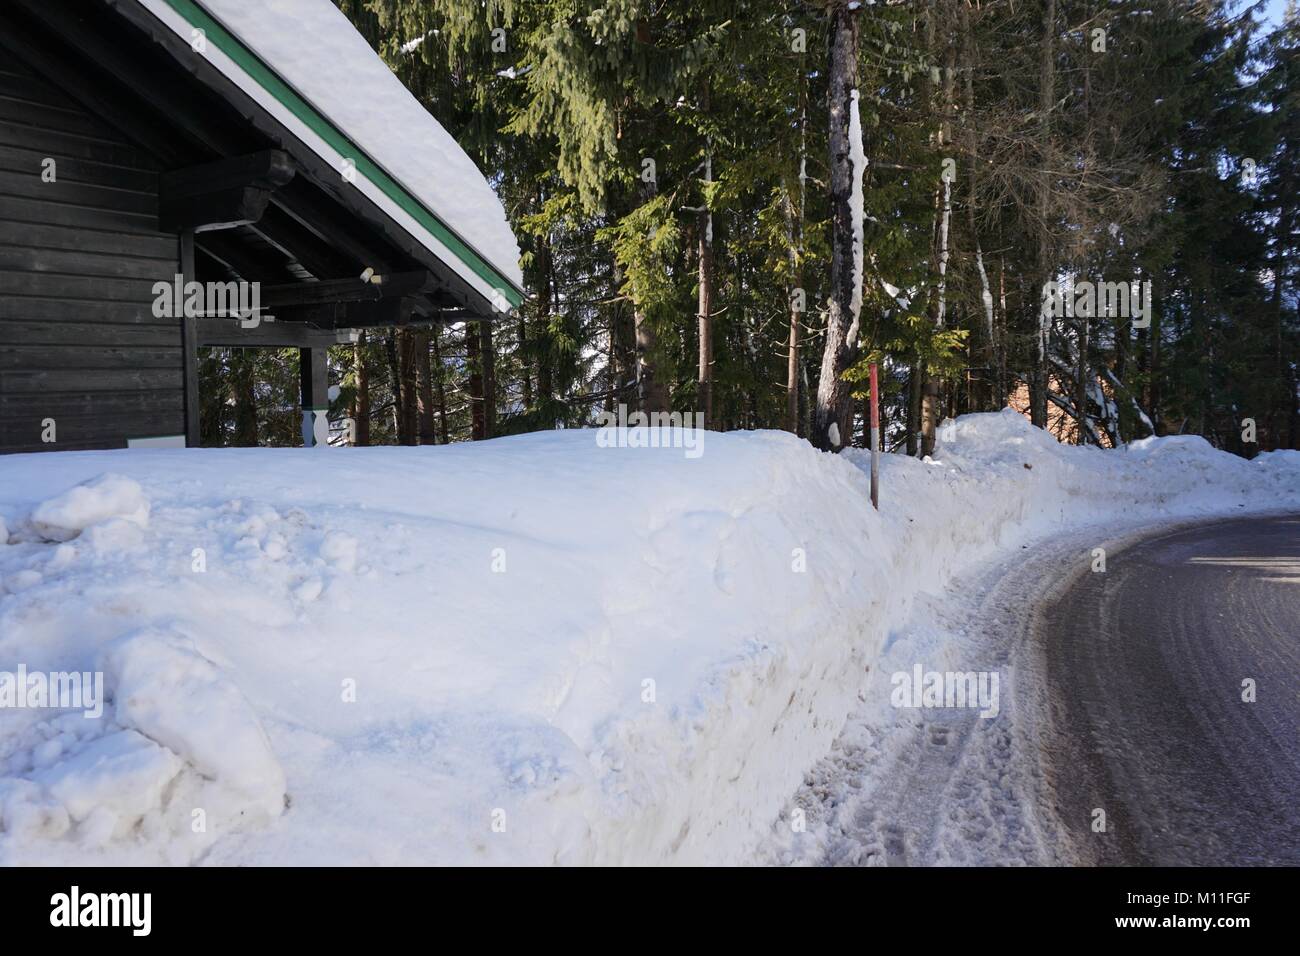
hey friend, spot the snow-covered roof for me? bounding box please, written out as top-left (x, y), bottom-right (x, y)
top-left (132, 0), bottom-right (524, 306)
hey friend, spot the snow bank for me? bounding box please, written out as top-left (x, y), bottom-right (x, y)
top-left (0, 412), bottom-right (1295, 865)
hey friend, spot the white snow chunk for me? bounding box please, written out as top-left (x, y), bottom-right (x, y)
top-left (101, 631), bottom-right (285, 821)
top-left (83, 518), bottom-right (146, 553)
top-left (36, 730), bottom-right (182, 825)
top-left (5, 569), bottom-right (42, 593)
top-left (0, 779), bottom-right (69, 840)
top-left (319, 531), bottom-right (358, 572)
top-left (30, 474), bottom-right (148, 541)
top-left (294, 577), bottom-right (324, 603)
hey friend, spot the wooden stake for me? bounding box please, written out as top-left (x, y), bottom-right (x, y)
top-left (870, 362), bottom-right (880, 509)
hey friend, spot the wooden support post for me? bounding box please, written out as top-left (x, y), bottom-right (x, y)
top-left (180, 229), bottom-right (200, 447)
top-left (300, 346), bottom-right (329, 447)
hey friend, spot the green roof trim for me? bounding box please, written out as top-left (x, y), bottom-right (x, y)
top-left (158, 0), bottom-right (523, 308)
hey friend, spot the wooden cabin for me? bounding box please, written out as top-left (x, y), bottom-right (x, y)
top-left (0, 0), bottom-right (524, 453)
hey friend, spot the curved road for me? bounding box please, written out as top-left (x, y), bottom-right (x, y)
top-left (763, 512), bottom-right (1299, 867)
top-left (1041, 514), bottom-right (1300, 865)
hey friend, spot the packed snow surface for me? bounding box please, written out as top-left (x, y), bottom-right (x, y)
top-left (139, 0), bottom-right (523, 290)
top-left (0, 411), bottom-right (1295, 864)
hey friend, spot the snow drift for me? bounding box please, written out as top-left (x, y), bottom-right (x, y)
top-left (0, 411), bottom-right (1295, 865)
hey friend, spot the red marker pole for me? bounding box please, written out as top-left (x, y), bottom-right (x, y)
top-left (869, 362), bottom-right (880, 510)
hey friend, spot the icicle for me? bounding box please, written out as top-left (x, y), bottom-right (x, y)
top-left (846, 89), bottom-right (867, 346)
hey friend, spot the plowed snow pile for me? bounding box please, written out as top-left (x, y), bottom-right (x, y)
top-left (0, 411), bottom-right (1295, 864)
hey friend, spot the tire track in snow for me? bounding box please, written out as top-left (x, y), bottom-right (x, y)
top-left (757, 516), bottom-right (1262, 866)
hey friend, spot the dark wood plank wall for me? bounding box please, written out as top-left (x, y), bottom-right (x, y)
top-left (0, 54), bottom-right (183, 453)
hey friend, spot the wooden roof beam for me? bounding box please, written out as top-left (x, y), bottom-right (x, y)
top-left (197, 317), bottom-right (359, 348)
top-left (261, 271), bottom-right (440, 309)
top-left (163, 150), bottom-right (295, 198)
top-left (269, 179), bottom-right (402, 276)
top-left (196, 230), bottom-right (296, 285)
top-left (160, 150), bottom-right (296, 233)
top-left (248, 204), bottom-right (355, 281)
top-left (275, 297), bottom-right (416, 330)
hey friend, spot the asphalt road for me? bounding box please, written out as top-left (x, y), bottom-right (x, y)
top-left (1040, 514), bottom-right (1300, 865)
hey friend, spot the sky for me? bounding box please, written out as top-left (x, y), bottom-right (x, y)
top-left (1260, 0), bottom-right (1294, 27)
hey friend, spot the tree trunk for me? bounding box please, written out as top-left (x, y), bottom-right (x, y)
top-left (1074, 313), bottom-right (1090, 444)
top-left (1135, 278), bottom-right (1149, 432)
top-left (920, 2), bottom-right (957, 458)
top-left (398, 328), bottom-right (419, 446)
top-left (1115, 306), bottom-right (1129, 384)
top-left (466, 323), bottom-right (485, 441)
top-left (920, 379), bottom-right (939, 456)
top-left (907, 362), bottom-right (921, 456)
top-left (1269, 192), bottom-right (1294, 448)
top-left (1287, 364), bottom-right (1299, 451)
top-left (352, 331), bottom-right (370, 446)
top-left (997, 260), bottom-right (1008, 409)
top-left (606, 308), bottom-right (618, 415)
top-left (415, 328), bottom-right (436, 445)
top-left (480, 319), bottom-right (496, 438)
top-left (786, 289), bottom-right (801, 434)
top-left (431, 324), bottom-right (449, 444)
top-left (698, 153), bottom-right (714, 430)
top-left (231, 348), bottom-right (258, 447)
top-left (784, 188), bottom-right (802, 434)
top-left (785, 86), bottom-right (807, 435)
top-left (633, 178), bottom-right (670, 413)
top-left (536, 229), bottom-right (554, 411)
top-left (812, 1), bottom-right (862, 452)
top-left (609, 261), bottom-right (635, 413)
top-left (1032, 0), bottom-right (1057, 430)
top-left (384, 330), bottom-right (404, 444)
top-left (961, 4), bottom-right (994, 413)
top-left (697, 81), bottom-right (715, 430)
top-left (800, 357), bottom-right (812, 439)
top-left (632, 306), bottom-right (667, 413)
top-left (1149, 281), bottom-right (1162, 433)
top-left (1114, 301), bottom-right (1130, 441)
top-left (518, 312), bottom-right (532, 411)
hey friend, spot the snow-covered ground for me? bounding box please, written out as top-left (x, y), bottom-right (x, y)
top-left (0, 411), bottom-right (1295, 865)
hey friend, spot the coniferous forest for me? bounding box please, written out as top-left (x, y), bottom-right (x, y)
top-left (198, 0), bottom-right (1299, 457)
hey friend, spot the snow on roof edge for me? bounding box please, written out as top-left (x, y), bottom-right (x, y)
top-left (132, 0), bottom-right (524, 305)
